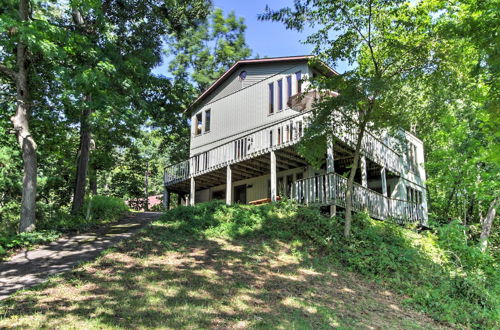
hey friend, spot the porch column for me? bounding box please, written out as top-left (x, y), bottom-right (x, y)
top-left (327, 138), bottom-right (335, 173)
top-left (226, 165), bottom-right (232, 205)
top-left (360, 156), bottom-right (368, 188)
top-left (327, 138), bottom-right (336, 216)
top-left (190, 177), bottom-right (195, 206)
top-left (381, 167), bottom-right (388, 218)
top-left (270, 150), bottom-right (277, 202)
top-left (381, 167), bottom-right (388, 197)
top-left (163, 187), bottom-right (170, 210)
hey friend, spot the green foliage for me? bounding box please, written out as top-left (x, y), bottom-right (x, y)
top-left (160, 201), bottom-right (499, 328)
top-left (0, 196), bottom-right (129, 258)
top-left (0, 230), bottom-right (61, 259)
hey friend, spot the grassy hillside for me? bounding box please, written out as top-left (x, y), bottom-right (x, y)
top-left (1, 201), bottom-right (497, 328)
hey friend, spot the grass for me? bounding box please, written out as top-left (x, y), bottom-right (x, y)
top-left (0, 204), bottom-right (446, 329)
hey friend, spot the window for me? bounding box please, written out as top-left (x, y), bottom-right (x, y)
top-left (239, 70), bottom-right (247, 80)
top-left (406, 186), bottom-right (423, 205)
top-left (269, 130), bottom-right (273, 147)
top-left (287, 75), bottom-right (292, 99)
top-left (408, 142), bottom-right (418, 172)
top-left (195, 113), bottom-right (202, 135)
top-left (295, 71), bottom-right (302, 93)
top-left (204, 109), bottom-right (211, 132)
top-left (268, 82), bottom-right (274, 114)
top-left (277, 79), bottom-right (283, 111)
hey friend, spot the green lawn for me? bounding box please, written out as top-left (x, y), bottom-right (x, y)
top-left (0, 220), bottom-right (445, 329)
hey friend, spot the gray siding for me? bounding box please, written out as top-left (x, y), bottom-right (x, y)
top-left (190, 61), bottom-right (310, 156)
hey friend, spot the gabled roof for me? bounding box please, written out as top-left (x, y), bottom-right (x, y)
top-left (188, 55), bottom-right (338, 112)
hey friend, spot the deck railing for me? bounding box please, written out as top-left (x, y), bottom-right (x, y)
top-left (295, 172), bottom-right (425, 223)
top-left (164, 110), bottom-right (404, 186)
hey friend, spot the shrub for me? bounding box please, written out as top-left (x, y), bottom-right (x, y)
top-left (1, 196), bottom-right (130, 258)
top-left (0, 230), bottom-right (61, 259)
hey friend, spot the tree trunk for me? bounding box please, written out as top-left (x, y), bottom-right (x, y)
top-left (344, 122), bottom-right (367, 239)
top-left (479, 196), bottom-right (498, 252)
top-left (72, 106), bottom-right (92, 213)
top-left (144, 161), bottom-right (149, 211)
top-left (12, 0), bottom-right (37, 232)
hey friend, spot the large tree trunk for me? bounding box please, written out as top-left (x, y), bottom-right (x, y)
top-left (479, 196), bottom-right (498, 252)
top-left (11, 0), bottom-right (37, 233)
top-left (72, 106), bottom-right (92, 213)
top-left (344, 122), bottom-right (367, 239)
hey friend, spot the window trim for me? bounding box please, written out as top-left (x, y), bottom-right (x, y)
top-left (277, 78), bottom-right (283, 111)
top-left (204, 109), bottom-right (211, 133)
top-left (268, 82), bottom-right (274, 114)
top-left (195, 112), bottom-right (203, 136)
top-left (295, 71), bottom-right (302, 94)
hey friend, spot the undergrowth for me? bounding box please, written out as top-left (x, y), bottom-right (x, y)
top-left (159, 200), bottom-right (499, 329)
top-left (0, 196), bottom-right (129, 259)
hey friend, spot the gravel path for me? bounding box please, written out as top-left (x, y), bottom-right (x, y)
top-left (0, 212), bottom-right (161, 300)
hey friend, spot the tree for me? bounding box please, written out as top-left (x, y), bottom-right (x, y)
top-left (157, 8), bottom-right (252, 163)
top-left (0, 0), bottom-right (40, 232)
top-left (53, 0), bottom-right (212, 213)
top-left (260, 0), bottom-right (435, 238)
top-left (167, 8), bottom-right (252, 92)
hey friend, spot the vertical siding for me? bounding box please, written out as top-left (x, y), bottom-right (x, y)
top-left (190, 61), bottom-right (310, 156)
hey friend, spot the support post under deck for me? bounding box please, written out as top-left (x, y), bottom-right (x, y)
top-left (226, 165), bottom-right (232, 205)
top-left (190, 177), bottom-right (195, 206)
top-left (270, 150), bottom-right (277, 202)
top-left (163, 187), bottom-right (170, 210)
top-left (327, 138), bottom-right (336, 216)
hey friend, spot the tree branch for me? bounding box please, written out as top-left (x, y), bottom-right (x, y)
top-left (0, 64), bottom-right (18, 82)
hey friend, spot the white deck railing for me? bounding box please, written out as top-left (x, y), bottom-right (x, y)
top-left (295, 172), bottom-right (425, 223)
top-left (164, 110), bottom-right (403, 185)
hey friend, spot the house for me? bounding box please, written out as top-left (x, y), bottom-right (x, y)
top-left (163, 55), bottom-right (428, 224)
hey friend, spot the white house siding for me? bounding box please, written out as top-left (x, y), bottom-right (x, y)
top-left (190, 61), bottom-right (310, 157)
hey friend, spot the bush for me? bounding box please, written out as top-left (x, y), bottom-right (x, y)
top-left (159, 200), bottom-right (499, 328)
top-left (0, 230), bottom-right (61, 259)
top-left (1, 196), bottom-right (129, 258)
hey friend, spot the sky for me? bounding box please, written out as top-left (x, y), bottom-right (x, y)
top-left (153, 0), bottom-right (318, 76)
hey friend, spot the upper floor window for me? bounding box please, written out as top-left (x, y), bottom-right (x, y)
top-left (195, 113), bottom-right (202, 136)
top-left (239, 70), bottom-right (247, 80)
top-left (408, 142), bottom-right (418, 172)
top-left (295, 71), bottom-right (302, 93)
top-left (277, 79), bottom-right (283, 111)
top-left (205, 109), bottom-right (211, 132)
top-left (286, 75), bottom-right (292, 99)
top-left (268, 82), bottom-right (274, 114)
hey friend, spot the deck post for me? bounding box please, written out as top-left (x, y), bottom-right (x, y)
top-left (190, 177), bottom-right (195, 206)
top-left (226, 165), bottom-right (232, 205)
top-left (360, 156), bottom-right (368, 188)
top-left (163, 187), bottom-right (170, 210)
top-left (381, 167), bottom-right (388, 218)
top-left (381, 167), bottom-right (388, 197)
top-left (327, 137), bottom-right (336, 216)
top-left (270, 150), bottom-right (277, 202)
top-left (360, 156), bottom-right (368, 210)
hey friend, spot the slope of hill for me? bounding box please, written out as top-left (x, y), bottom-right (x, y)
top-left (0, 201), bottom-right (497, 329)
